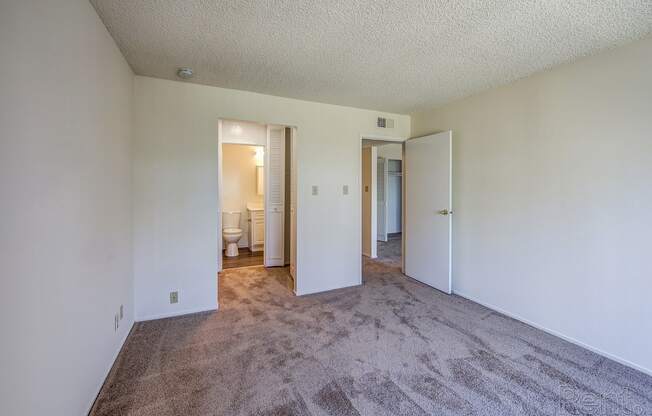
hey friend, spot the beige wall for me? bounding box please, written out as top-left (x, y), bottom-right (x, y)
top-left (361, 147), bottom-right (375, 257)
top-left (0, 0), bottom-right (134, 415)
top-left (222, 144), bottom-right (264, 247)
top-left (411, 37), bottom-right (652, 374)
top-left (133, 76), bottom-right (409, 319)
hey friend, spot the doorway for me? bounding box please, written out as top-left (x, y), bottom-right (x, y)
top-left (361, 131), bottom-right (453, 294)
top-left (217, 119), bottom-right (298, 292)
top-left (361, 139), bottom-right (404, 269)
top-left (221, 143), bottom-right (265, 269)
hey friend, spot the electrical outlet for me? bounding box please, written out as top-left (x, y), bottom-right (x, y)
top-left (170, 291), bottom-right (178, 304)
top-left (119, 304), bottom-right (123, 320)
top-left (311, 185), bottom-right (318, 196)
top-left (343, 185), bottom-right (349, 195)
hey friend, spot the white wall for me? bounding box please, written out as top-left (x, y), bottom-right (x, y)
top-left (377, 143), bottom-right (403, 160)
top-left (221, 119), bottom-right (266, 146)
top-left (0, 1), bottom-right (134, 415)
top-left (133, 76), bottom-right (409, 319)
top-left (222, 144), bottom-right (264, 247)
top-left (411, 37), bottom-right (652, 374)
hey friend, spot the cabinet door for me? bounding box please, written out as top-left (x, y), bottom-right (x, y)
top-left (254, 215), bottom-right (265, 245)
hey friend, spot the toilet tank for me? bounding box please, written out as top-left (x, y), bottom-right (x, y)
top-left (222, 211), bottom-right (241, 229)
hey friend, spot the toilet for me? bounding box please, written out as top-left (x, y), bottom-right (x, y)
top-left (222, 211), bottom-right (243, 257)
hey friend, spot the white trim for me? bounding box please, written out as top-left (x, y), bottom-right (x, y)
top-left (217, 119), bottom-right (223, 273)
top-left (401, 142), bottom-right (405, 273)
top-left (136, 305), bottom-right (218, 322)
top-left (85, 320), bottom-right (135, 415)
top-left (454, 290), bottom-right (652, 377)
top-left (360, 133), bottom-right (406, 143)
top-left (447, 132), bottom-right (453, 293)
top-left (289, 127), bottom-right (298, 290)
top-left (369, 146), bottom-right (378, 258)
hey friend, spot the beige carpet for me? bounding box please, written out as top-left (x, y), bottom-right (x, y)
top-left (91, 258), bottom-right (651, 415)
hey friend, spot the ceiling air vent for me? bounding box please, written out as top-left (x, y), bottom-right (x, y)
top-left (377, 117), bottom-right (395, 129)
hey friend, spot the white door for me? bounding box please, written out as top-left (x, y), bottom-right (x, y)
top-left (404, 131), bottom-right (452, 294)
top-left (265, 126), bottom-right (285, 267)
top-left (290, 128), bottom-right (297, 283)
top-left (377, 157), bottom-right (388, 242)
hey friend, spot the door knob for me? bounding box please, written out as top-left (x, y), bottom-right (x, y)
top-left (437, 209), bottom-right (452, 216)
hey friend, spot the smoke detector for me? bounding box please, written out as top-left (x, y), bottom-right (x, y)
top-left (176, 67), bottom-right (194, 79)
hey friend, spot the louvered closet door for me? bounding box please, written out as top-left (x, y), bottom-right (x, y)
top-left (265, 126), bottom-right (285, 267)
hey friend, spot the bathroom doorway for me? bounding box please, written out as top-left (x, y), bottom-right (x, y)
top-left (221, 143), bottom-right (265, 269)
top-left (217, 119), bottom-right (298, 291)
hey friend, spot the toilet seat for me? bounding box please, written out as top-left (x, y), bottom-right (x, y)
top-left (223, 227), bottom-right (242, 235)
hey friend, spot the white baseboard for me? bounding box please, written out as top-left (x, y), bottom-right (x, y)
top-left (86, 320), bottom-right (134, 415)
top-left (136, 305), bottom-right (218, 322)
top-left (453, 290), bottom-right (652, 377)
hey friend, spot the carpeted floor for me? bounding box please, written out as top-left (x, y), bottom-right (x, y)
top-left (91, 256), bottom-right (652, 415)
top-left (376, 233), bottom-right (402, 269)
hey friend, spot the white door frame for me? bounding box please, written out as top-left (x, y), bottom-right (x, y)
top-left (289, 127), bottom-right (298, 292)
top-left (358, 134), bottom-right (406, 283)
top-left (217, 119), bottom-right (298, 279)
top-left (218, 120), bottom-right (224, 272)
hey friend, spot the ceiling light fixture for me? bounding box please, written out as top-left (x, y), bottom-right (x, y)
top-left (176, 67), bottom-right (194, 79)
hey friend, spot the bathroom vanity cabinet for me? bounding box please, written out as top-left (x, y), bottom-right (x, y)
top-left (247, 205), bottom-right (264, 252)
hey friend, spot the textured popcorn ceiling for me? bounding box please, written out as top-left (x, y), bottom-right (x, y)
top-left (91, 0), bottom-right (652, 113)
